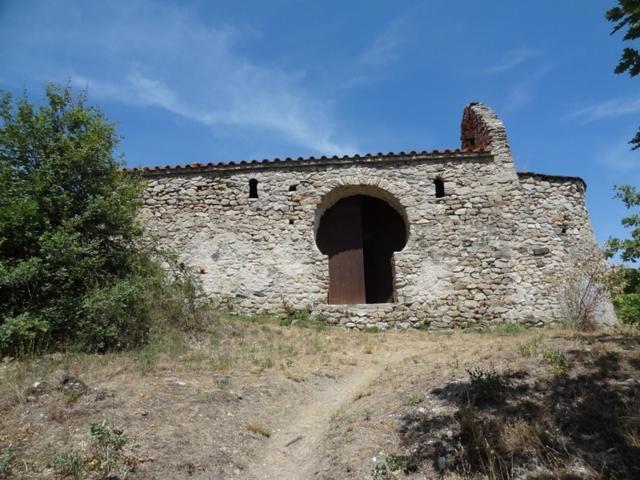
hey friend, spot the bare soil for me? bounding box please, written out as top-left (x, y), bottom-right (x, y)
top-left (1, 317), bottom-right (639, 480)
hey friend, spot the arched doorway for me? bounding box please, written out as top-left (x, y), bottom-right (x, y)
top-left (316, 195), bottom-right (407, 304)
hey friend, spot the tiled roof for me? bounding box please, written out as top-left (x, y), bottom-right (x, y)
top-left (123, 147), bottom-right (490, 174)
top-left (122, 148), bottom-right (586, 190)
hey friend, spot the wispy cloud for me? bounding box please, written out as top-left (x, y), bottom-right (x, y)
top-left (485, 49), bottom-right (537, 75)
top-left (596, 137), bottom-right (640, 175)
top-left (503, 66), bottom-right (551, 113)
top-left (337, 12), bottom-right (416, 91)
top-left (568, 95), bottom-right (640, 123)
top-left (358, 16), bottom-right (409, 68)
top-left (1, 0), bottom-right (356, 156)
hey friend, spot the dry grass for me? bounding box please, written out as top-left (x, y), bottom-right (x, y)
top-left (245, 420), bottom-right (271, 438)
top-left (0, 316), bottom-right (638, 479)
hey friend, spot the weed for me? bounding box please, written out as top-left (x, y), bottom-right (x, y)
top-left (519, 335), bottom-right (543, 357)
top-left (448, 352), bottom-right (460, 370)
top-left (137, 341), bottom-right (159, 373)
top-left (279, 310), bottom-right (326, 330)
top-left (492, 321), bottom-right (525, 336)
top-left (371, 453), bottom-right (418, 478)
top-left (246, 420), bottom-right (271, 437)
top-left (90, 420), bottom-right (128, 451)
top-left (458, 406), bottom-right (510, 478)
top-left (0, 445), bottom-right (16, 477)
top-left (467, 367), bottom-right (508, 404)
top-left (52, 449), bottom-right (86, 480)
top-left (415, 320), bottom-right (431, 331)
top-left (542, 349), bottom-right (569, 373)
top-left (87, 420), bottom-right (129, 477)
top-left (211, 353), bottom-right (233, 371)
top-left (362, 326), bottom-right (380, 334)
top-left (254, 356), bottom-right (274, 371)
top-left (215, 376), bottom-right (231, 389)
top-left (404, 392), bottom-right (425, 406)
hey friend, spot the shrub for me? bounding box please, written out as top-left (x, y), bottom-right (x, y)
top-left (542, 349), bottom-right (569, 373)
top-left (467, 367), bottom-right (508, 404)
top-left (371, 453), bottom-right (418, 478)
top-left (613, 293), bottom-right (640, 325)
top-left (52, 420), bottom-right (130, 479)
top-left (0, 84), bottom-right (207, 355)
top-left (52, 449), bottom-right (86, 479)
top-left (558, 245), bottom-right (619, 331)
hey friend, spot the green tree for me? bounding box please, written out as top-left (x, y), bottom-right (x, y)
top-left (0, 84), bottom-right (203, 354)
top-left (607, 185), bottom-right (640, 324)
top-left (607, 0), bottom-right (640, 148)
top-left (607, 185), bottom-right (640, 261)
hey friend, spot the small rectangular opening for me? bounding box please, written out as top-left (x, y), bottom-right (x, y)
top-left (249, 179), bottom-right (258, 198)
top-left (434, 178), bottom-right (445, 198)
top-left (289, 184), bottom-right (298, 192)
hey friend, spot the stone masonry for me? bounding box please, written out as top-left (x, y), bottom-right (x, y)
top-left (130, 103), bottom-right (608, 329)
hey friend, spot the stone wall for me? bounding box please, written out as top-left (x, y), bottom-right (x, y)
top-left (133, 103), bottom-right (609, 329)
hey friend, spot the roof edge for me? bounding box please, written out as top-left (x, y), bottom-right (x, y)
top-left (517, 171), bottom-right (587, 191)
top-left (123, 148), bottom-right (490, 176)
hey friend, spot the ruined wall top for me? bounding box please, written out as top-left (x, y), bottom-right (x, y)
top-left (460, 102), bottom-right (512, 158)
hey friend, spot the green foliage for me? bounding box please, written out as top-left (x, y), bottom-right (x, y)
top-left (542, 349), bottom-right (569, 373)
top-left (607, 1), bottom-right (640, 148)
top-left (52, 420), bottom-right (129, 479)
top-left (613, 293), bottom-right (640, 324)
top-left (278, 309), bottom-right (327, 330)
top-left (404, 392), bottom-right (425, 406)
top-left (371, 453), bottom-right (418, 478)
top-left (90, 419), bottom-right (127, 451)
top-left (52, 449), bottom-right (86, 479)
top-left (607, 185), bottom-right (640, 262)
top-left (0, 84), bottom-right (207, 355)
top-left (491, 321), bottom-right (526, 336)
top-left (518, 335), bottom-right (543, 357)
top-left (0, 445), bottom-right (16, 477)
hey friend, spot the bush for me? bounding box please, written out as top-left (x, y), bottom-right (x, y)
top-left (467, 367), bottom-right (508, 404)
top-left (613, 293), bottom-right (640, 325)
top-left (0, 84), bottom-right (207, 355)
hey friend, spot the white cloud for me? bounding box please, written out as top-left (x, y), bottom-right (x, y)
top-left (502, 66), bottom-right (551, 113)
top-left (485, 49), bottom-right (536, 75)
top-left (568, 96), bottom-right (640, 123)
top-left (596, 137), bottom-right (640, 175)
top-left (2, 0), bottom-right (356, 156)
top-left (358, 17), bottom-right (408, 68)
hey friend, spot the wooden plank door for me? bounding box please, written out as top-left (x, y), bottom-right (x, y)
top-left (324, 197), bottom-right (366, 304)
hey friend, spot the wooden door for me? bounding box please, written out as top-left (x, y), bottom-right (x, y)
top-left (317, 197), bottom-right (366, 304)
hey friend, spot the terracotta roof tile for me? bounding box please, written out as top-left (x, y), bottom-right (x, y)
top-left (123, 147), bottom-right (490, 174)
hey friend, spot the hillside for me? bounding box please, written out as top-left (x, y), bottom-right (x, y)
top-left (1, 316), bottom-right (639, 479)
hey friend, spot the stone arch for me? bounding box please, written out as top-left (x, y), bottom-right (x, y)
top-left (314, 184), bottom-right (408, 305)
top-left (313, 181), bottom-right (409, 241)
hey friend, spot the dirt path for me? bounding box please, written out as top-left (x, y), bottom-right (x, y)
top-left (245, 350), bottom-right (414, 480)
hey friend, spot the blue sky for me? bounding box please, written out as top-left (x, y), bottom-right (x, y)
top-left (1, 0), bottom-right (638, 247)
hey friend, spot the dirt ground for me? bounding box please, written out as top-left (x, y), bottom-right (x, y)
top-left (1, 316), bottom-right (639, 480)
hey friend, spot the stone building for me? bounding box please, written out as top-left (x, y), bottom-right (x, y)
top-left (130, 103), bottom-right (604, 329)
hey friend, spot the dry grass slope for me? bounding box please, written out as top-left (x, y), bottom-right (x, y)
top-left (0, 314), bottom-right (638, 479)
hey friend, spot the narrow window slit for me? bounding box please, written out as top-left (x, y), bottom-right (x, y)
top-left (249, 178), bottom-right (258, 198)
top-left (289, 184), bottom-right (298, 192)
top-left (434, 178), bottom-right (445, 198)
